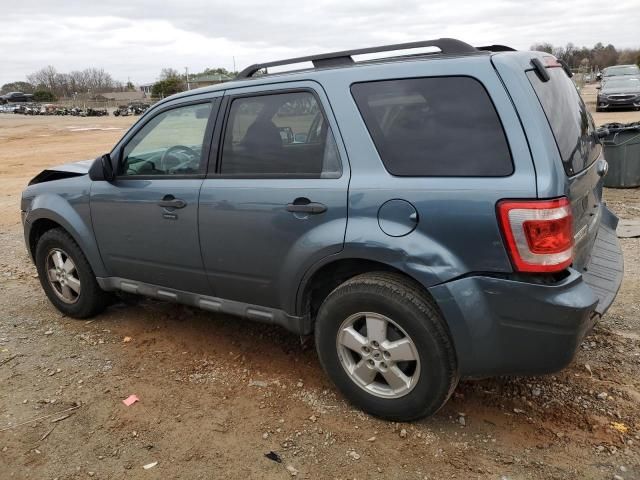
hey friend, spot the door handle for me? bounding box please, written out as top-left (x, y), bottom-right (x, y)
top-left (158, 195), bottom-right (187, 209)
top-left (286, 199), bottom-right (327, 214)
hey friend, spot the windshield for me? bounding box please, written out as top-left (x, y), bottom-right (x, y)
top-left (527, 67), bottom-right (600, 176)
top-left (604, 65), bottom-right (640, 77)
top-left (603, 78), bottom-right (640, 89)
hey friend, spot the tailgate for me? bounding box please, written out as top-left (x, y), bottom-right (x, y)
top-left (581, 206), bottom-right (624, 315)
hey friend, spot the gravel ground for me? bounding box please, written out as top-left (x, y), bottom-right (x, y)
top-left (0, 96), bottom-right (639, 479)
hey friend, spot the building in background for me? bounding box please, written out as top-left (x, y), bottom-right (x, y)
top-left (139, 72), bottom-right (233, 98)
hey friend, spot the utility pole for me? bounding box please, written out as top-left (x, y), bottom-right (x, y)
top-left (185, 67), bottom-right (190, 90)
top-left (233, 56), bottom-right (236, 74)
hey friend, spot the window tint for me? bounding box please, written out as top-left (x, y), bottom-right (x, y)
top-left (121, 103), bottom-right (212, 176)
top-left (220, 91), bottom-right (341, 177)
top-left (351, 77), bottom-right (512, 177)
top-left (527, 68), bottom-right (600, 176)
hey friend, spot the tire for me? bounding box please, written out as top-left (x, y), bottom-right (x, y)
top-left (315, 272), bottom-right (458, 421)
top-left (35, 228), bottom-right (111, 318)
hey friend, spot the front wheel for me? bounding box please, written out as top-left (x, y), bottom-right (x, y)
top-left (35, 228), bottom-right (111, 318)
top-left (315, 272), bottom-right (458, 421)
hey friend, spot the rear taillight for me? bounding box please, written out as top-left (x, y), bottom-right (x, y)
top-left (497, 198), bottom-right (573, 273)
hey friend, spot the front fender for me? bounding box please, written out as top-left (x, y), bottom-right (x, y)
top-left (24, 193), bottom-right (107, 277)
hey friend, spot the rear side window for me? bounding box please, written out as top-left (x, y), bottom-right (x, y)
top-left (527, 68), bottom-right (600, 176)
top-left (220, 91), bottom-right (341, 178)
top-left (351, 77), bottom-right (513, 177)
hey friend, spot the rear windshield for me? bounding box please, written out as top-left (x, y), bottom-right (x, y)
top-left (527, 67), bottom-right (600, 176)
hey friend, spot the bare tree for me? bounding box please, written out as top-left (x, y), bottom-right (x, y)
top-left (530, 43), bottom-right (554, 54)
top-left (160, 68), bottom-right (181, 80)
top-left (27, 65), bottom-right (59, 92)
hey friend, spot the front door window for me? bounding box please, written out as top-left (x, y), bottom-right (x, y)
top-left (121, 103), bottom-right (212, 176)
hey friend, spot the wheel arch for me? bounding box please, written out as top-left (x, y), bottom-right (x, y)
top-left (26, 194), bottom-right (107, 277)
top-left (296, 256), bottom-right (434, 325)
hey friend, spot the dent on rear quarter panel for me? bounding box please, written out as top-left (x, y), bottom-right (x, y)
top-left (311, 55), bottom-right (537, 286)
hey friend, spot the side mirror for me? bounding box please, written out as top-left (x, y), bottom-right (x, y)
top-left (102, 154), bottom-right (116, 181)
top-left (278, 126), bottom-right (294, 144)
top-left (89, 153), bottom-right (116, 181)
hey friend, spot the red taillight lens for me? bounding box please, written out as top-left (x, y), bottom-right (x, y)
top-left (523, 217), bottom-right (573, 254)
top-left (497, 198), bottom-right (573, 273)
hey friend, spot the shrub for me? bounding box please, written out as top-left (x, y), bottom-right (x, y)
top-left (33, 90), bottom-right (57, 102)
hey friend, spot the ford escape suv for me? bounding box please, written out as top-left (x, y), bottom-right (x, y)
top-left (21, 38), bottom-right (624, 421)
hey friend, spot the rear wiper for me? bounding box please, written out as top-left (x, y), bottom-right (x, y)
top-left (558, 59), bottom-right (573, 78)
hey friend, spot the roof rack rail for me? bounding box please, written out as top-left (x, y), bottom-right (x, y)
top-left (236, 38), bottom-right (477, 79)
top-left (477, 45), bottom-right (516, 52)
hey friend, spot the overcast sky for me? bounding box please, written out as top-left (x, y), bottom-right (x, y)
top-left (2, 0), bottom-right (638, 86)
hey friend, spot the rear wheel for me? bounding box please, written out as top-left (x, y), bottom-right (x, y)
top-left (315, 272), bottom-right (458, 421)
top-left (35, 228), bottom-right (111, 318)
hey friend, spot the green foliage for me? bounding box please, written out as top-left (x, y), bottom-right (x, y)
top-left (160, 68), bottom-right (181, 80)
top-left (151, 78), bottom-right (184, 98)
top-left (126, 81), bottom-right (135, 91)
top-left (1, 81), bottom-right (35, 94)
top-left (32, 90), bottom-right (57, 102)
top-left (201, 67), bottom-right (234, 76)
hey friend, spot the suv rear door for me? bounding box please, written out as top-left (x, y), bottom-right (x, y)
top-left (493, 53), bottom-right (623, 313)
top-left (198, 81), bottom-right (349, 312)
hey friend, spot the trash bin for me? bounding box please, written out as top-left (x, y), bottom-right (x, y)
top-left (600, 122), bottom-right (640, 188)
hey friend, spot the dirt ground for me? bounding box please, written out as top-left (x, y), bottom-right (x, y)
top-left (0, 94), bottom-right (639, 480)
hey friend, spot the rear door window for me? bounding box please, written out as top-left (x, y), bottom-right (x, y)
top-left (351, 76), bottom-right (513, 177)
top-left (220, 91), bottom-right (341, 178)
top-left (527, 67), bottom-right (600, 176)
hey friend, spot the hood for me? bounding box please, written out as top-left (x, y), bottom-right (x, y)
top-left (28, 158), bottom-right (95, 185)
top-left (51, 158), bottom-right (95, 173)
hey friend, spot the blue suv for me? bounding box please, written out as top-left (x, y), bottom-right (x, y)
top-left (21, 39), bottom-right (624, 420)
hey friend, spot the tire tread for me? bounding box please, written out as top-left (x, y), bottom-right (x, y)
top-left (35, 228), bottom-right (110, 318)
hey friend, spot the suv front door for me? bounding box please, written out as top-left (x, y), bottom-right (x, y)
top-left (199, 83), bottom-right (350, 311)
top-left (91, 97), bottom-right (220, 294)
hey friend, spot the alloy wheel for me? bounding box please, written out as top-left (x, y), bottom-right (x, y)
top-left (336, 312), bottom-right (421, 398)
top-left (45, 248), bottom-right (81, 304)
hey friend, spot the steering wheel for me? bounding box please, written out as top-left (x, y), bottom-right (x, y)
top-left (160, 145), bottom-right (198, 173)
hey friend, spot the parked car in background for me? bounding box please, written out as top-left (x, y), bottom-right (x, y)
top-left (20, 39), bottom-right (623, 421)
top-left (601, 64), bottom-right (640, 85)
top-left (0, 91), bottom-right (34, 104)
top-left (597, 77), bottom-right (640, 111)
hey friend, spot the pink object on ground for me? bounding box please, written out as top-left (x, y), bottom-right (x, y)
top-left (122, 394), bottom-right (140, 406)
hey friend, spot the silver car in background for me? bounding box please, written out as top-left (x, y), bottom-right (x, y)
top-left (597, 77), bottom-right (640, 111)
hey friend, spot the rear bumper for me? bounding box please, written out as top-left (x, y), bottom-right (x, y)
top-left (430, 208), bottom-right (623, 377)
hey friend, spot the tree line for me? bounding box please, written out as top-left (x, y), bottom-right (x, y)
top-left (1, 66), bottom-right (134, 99)
top-left (7, 43), bottom-right (637, 100)
top-left (530, 42), bottom-right (640, 70)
